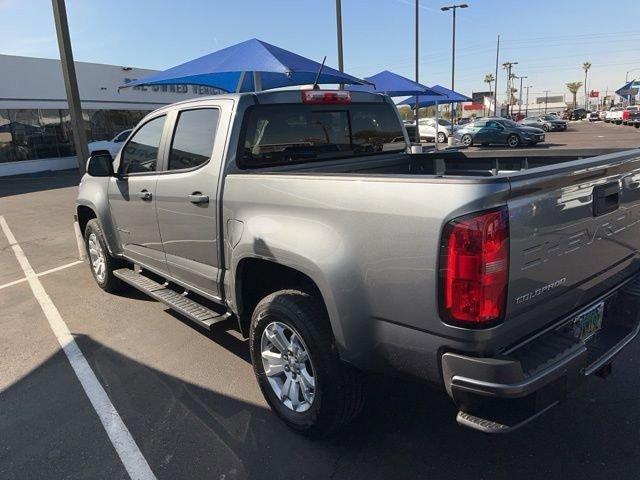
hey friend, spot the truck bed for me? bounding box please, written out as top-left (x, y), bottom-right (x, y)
top-left (255, 148), bottom-right (632, 178)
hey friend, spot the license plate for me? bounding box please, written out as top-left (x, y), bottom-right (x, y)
top-left (573, 302), bottom-right (604, 342)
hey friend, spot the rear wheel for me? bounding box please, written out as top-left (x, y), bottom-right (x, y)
top-left (461, 134), bottom-right (473, 147)
top-left (250, 289), bottom-right (366, 437)
top-left (506, 134), bottom-right (520, 148)
top-left (84, 219), bottom-right (122, 292)
top-left (437, 132), bottom-right (447, 143)
top-left (542, 124), bottom-right (550, 132)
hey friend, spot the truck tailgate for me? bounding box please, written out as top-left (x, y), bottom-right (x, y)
top-left (506, 150), bottom-right (640, 329)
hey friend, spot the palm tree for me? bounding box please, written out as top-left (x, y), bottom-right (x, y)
top-left (582, 61), bottom-right (592, 109)
top-left (566, 81), bottom-right (584, 109)
top-left (484, 74), bottom-right (495, 115)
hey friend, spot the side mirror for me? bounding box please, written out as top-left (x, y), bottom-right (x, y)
top-left (86, 154), bottom-right (114, 177)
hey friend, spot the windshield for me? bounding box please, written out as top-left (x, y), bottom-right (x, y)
top-left (239, 103), bottom-right (405, 168)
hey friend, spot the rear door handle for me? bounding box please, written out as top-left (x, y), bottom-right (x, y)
top-left (188, 193), bottom-right (209, 204)
top-left (137, 189), bottom-right (152, 201)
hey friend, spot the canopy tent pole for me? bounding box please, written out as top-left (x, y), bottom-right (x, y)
top-left (435, 101), bottom-right (439, 151)
top-left (253, 71), bottom-right (262, 92)
top-left (235, 72), bottom-right (246, 93)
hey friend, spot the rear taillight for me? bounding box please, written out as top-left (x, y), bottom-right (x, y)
top-left (301, 90), bottom-right (351, 105)
top-left (439, 207), bottom-right (509, 327)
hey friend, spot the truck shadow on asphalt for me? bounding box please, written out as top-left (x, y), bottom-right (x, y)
top-left (4, 332), bottom-right (640, 480)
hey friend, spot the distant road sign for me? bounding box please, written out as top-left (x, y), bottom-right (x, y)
top-left (590, 90), bottom-right (599, 98)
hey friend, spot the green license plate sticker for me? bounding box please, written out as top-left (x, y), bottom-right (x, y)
top-left (573, 302), bottom-right (604, 342)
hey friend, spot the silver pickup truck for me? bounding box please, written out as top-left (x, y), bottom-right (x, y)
top-left (76, 89), bottom-right (640, 436)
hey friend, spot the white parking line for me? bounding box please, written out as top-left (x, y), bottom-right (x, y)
top-left (0, 216), bottom-right (157, 480)
top-left (0, 260), bottom-right (84, 291)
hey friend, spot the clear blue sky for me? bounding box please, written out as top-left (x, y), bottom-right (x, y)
top-left (2, 0), bottom-right (639, 102)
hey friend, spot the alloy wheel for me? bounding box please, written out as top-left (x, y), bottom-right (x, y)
top-left (88, 233), bottom-right (106, 283)
top-left (261, 321), bottom-right (316, 413)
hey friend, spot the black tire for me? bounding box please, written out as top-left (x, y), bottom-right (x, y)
top-left (461, 134), bottom-right (473, 147)
top-left (84, 219), bottom-right (123, 292)
top-left (250, 289), bottom-right (365, 437)
top-left (542, 124), bottom-right (550, 132)
top-left (437, 132), bottom-right (447, 143)
top-left (506, 134), bottom-right (520, 148)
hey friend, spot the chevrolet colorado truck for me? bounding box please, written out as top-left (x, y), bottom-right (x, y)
top-left (75, 89), bottom-right (640, 436)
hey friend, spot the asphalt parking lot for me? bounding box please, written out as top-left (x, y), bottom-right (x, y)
top-left (2, 121), bottom-right (640, 480)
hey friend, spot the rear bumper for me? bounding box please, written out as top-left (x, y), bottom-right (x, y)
top-left (441, 275), bottom-right (640, 432)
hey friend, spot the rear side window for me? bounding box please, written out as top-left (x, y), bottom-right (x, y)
top-left (239, 103), bottom-right (405, 168)
top-left (168, 108), bottom-right (219, 171)
top-left (120, 116), bottom-right (165, 174)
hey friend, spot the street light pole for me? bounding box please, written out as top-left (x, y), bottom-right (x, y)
top-left (493, 34), bottom-right (500, 116)
top-left (441, 3), bottom-right (468, 123)
top-left (502, 61), bottom-right (518, 117)
top-left (525, 85), bottom-right (532, 116)
top-left (516, 75), bottom-right (527, 117)
top-left (335, 0), bottom-right (344, 89)
top-left (543, 90), bottom-right (551, 114)
top-left (414, 0), bottom-right (420, 135)
top-left (51, 0), bottom-right (89, 175)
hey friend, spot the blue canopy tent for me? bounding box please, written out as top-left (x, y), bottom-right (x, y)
top-left (397, 84), bottom-right (472, 109)
top-left (119, 38), bottom-right (370, 93)
top-left (616, 80), bottom-right (640, 101)
top-left (348, 70), bottom-right (443, 97)
top-left (347, 71), bottom-right (445, 145)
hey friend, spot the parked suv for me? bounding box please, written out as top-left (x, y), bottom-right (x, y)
top-left (418, 117), bottom-right (453, 143)
top-left (76, 90), bottom-right (640, 436)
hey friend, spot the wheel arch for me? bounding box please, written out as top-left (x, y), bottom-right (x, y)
top-left (233, 257), bottom-right (330, 338)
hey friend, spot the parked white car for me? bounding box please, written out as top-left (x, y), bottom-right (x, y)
top-left (87, 129), bottom-right (132, 158)
top-left (417, 117), bottom-right (453, 143)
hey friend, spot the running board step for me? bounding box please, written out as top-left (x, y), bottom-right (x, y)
top-left (113, 268), bottom-right (230, 330)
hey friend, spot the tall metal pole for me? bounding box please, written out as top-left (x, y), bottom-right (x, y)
top-left (450, 7), bottom-right (456, 122)
top-left (414, 0), bottom-right (420, 135)
top-left (544, 90), bottom-right (550, 113)
top-left (516, 75), bottom-right (527, 117)
top-left (494, 35), bottom-right (500, 116)
top-left (525, 85), bottom-right (532, 116)
top-left (52, 0), bottom-right (89, 175)
top-left (336, 0), bottom-right (344, 89)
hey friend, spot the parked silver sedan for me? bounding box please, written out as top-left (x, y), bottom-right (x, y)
top-left (519, 114), bottom-right (567, 132)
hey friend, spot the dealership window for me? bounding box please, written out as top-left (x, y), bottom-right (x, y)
top-left (0, 108), bottom-right (151, 163)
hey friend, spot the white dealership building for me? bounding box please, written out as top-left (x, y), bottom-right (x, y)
top-left (0, 54), bottom-right (219, 176)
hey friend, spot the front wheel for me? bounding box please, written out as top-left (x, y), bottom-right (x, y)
top-left (461, 134), bottom-right (473, 147)
top-left (507, 134), bottom-right (520, 148)
top-left (437, 132), bottom-right (447, 143)
top-left (250, 289), bottom-right (365, 437)
top-left (542, 124), bottom-right (550, 132)
top-left (84, 219), bottom-right (123, 292)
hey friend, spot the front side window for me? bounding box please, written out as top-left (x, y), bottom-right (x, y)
top-left (239, 103), bottom-right (404, 168)
top-left (119, 116), bottom-right (165, 174)
top-left (168, 109), bottom-right (219, 171)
